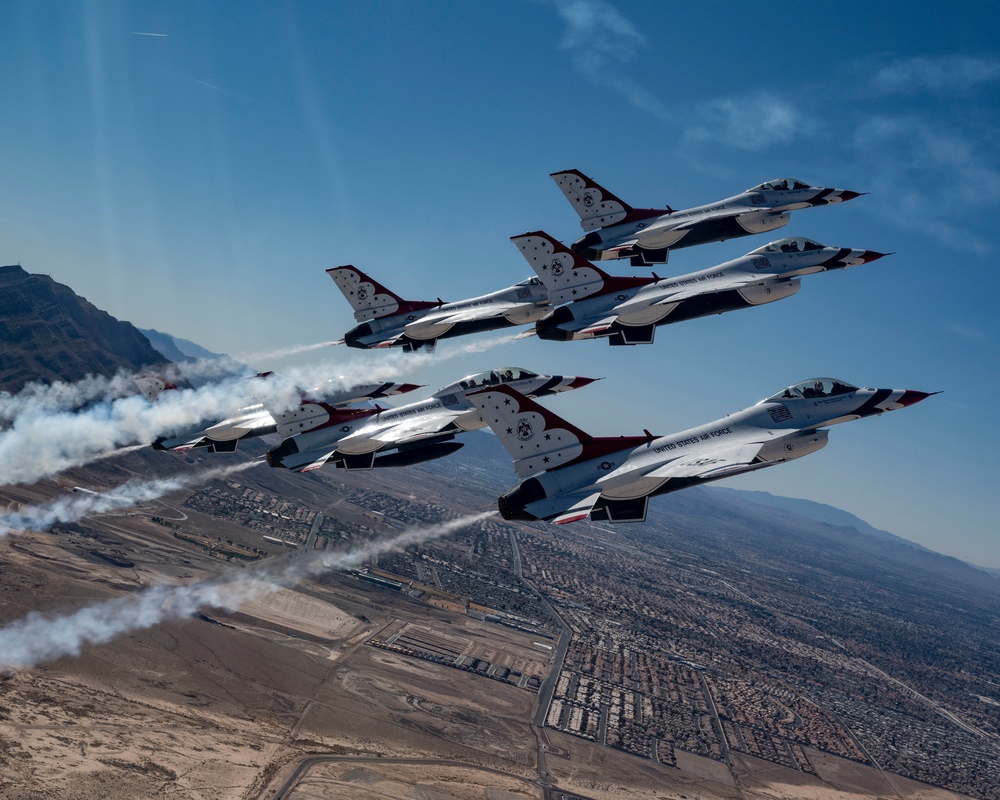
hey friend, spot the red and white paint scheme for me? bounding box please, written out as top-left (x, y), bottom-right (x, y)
top-left (266, 367), bottom-right (598, 473)
top-left (469, 380), bottom-right (935, 525)
top-left (512, 231), bottom-right (887, 345)
top-left (151, 373), bottom-right (421, 454)
top-left (551, 169), bottom-right (863, 266)
top-left (329, 264), bottom-right (551, 352)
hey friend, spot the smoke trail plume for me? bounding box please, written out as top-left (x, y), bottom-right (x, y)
top-left (0, 462), bottom-right (260, 538)
top-left (237, 340), bottom-right (342, 362)
top-left (0, 511), bottom-right (494, 670)
top-left (0, 323), bottom-right (527, 488)
top-left (0, 370), bottom-right (142, 424)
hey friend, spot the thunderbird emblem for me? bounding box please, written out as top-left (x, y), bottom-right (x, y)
top-left (551, 259), bottom-right (565, 277)
top-left (517, 419), bottom-right (534, 441)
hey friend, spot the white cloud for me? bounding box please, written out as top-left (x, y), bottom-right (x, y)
top-left (683, 91), bottom-right (811, 151)
top-left (873, 55), bottom-right (1000, 95)
top-left (548, 0), bottom-right (671, 123)
top-left (853, 114), bottom-right (1000, 252)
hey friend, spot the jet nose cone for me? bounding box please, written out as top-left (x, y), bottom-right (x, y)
top-left (398, 383), bottom-right (423, 394)
top-left (897, 390), bottom-right (939, 407)
top-left (568, 376), bottom-right (602, 389)
top-left (860, 250), bottom-right (892, 263)
top-left (839, 190), bottom-right (865, 202)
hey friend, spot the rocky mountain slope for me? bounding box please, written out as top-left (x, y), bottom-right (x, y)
top-left (0, 264), bottom-right (168, 392)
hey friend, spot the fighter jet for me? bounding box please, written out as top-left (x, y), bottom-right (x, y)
top-left (149, 373), bottom-right (421, 453)
top-left (469, 379), bottom-right (934, 525)
top-left (551, 169), bottom-right (864, 266)
top-left (329, 265), bottom-right (550, 352)
top-left (266, 367), bottom-right (598, 473)
top-left (513, 231), bottom-right (887, 345)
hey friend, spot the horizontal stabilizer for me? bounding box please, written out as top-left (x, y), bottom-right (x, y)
top-left (551, 491), bottom-right (602, 524)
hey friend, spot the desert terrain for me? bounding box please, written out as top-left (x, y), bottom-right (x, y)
top-left (0, 446), bottom-right (992, 799)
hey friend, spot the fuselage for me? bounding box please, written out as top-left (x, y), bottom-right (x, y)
top-left (344, 278), bottom-right (550, 349)
top-left (573, 181), bottom-right (861, 264)
top-left (538, 238), bottom-right (883, 343)
top-left (499, 381), bottom-right (929, 522)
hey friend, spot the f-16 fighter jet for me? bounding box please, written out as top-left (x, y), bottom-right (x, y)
top-left (266, 367), bottom-right (597, 473)
top-left (150, 373), bottom-right (421, 453)
top-left (329, 265), bottom-right (550, 352)
top-left (551, 170), bottom-right (864, 266)
top-left (512, 232), bottom-right (887, 345)
top-left (469, 379), bottom-right (934, 525)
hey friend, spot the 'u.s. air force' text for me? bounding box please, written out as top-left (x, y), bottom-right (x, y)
top-left (653, 426), bottom-right (732, 453)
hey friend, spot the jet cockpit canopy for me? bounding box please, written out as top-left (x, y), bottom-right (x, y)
top-left (749, 178), bottom-right (811, 192)
top-left (752, 237), bottom-right (825, 254)
top-left (764, 378), bottom-right (859, 403)
top-left (450, 367), bottom-right (540, 392)
top-left (516, 276), bottom-right (543, 286)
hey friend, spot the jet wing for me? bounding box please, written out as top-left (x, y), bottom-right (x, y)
top-left (641, 441), bottom-right (768, 481)
top-left (412, 302), bottom-right (523, 327)
top-left (653, 275), bottom-right (779, 304)
top-left (345, 408), bottom-right (465, 449)
top-left (667, 205), bottom-right (772, 231)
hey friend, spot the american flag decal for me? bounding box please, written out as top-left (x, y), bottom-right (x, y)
top-left (769, 405), bottom-right (792, 423)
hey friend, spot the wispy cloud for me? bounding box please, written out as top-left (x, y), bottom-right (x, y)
top-left (683, 91), bottom-right (811, 151)
top-left (873, 55), bottom-right (1000, 96)
top-left (853, 114), bottom-right (1000, 252)
top-left (549, 0), bottom-right (671, 124)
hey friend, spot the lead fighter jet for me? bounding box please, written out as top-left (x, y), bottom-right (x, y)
top-left (469, 379), bottom-right (934, 524)
top-left (512, 231), bottom-right (887, 345)
top-left (329, 265), bottom-right (550, 352)
top-left (266, 367), bottom-right (597, 473)
top-left (551, 169), bottom-right (863, 266)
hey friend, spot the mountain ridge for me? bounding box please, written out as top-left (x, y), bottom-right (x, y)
top-left (0, 264), bottom-right (168, 392)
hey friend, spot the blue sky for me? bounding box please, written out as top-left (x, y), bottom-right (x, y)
top-left (2, 1), bottom-right (999, 568)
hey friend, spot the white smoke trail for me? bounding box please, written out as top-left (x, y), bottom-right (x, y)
top-left (237, 340), bottom-right (342, 362)
top-left (0, 511), bottom-right (494, 670)
top-left (0, 462), bottom-right (260, 538)
top-left (0, 370), bottom-right (142, 424)
top-left (438, 330), bottom-right (536, 354)
top-left (0, 379), bottom-right (254, 487)
top-left (0, 325), bottom-right (528, 488)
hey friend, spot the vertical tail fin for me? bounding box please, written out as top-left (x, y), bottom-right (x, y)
top-left (512, 231), bottom-right (657, 304)
top-left (550, 169), bottom-right (632, 232)
top-left (133, 374), bottom-right (179, 402)
top-left (469, 385), bottom-right (656, 480)
top-left (327, 265), bottom-right (438, 322)
top-left (511, 231), bottom-right (614, 303)
top-left (468, 384), bottom-right (591, 478)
